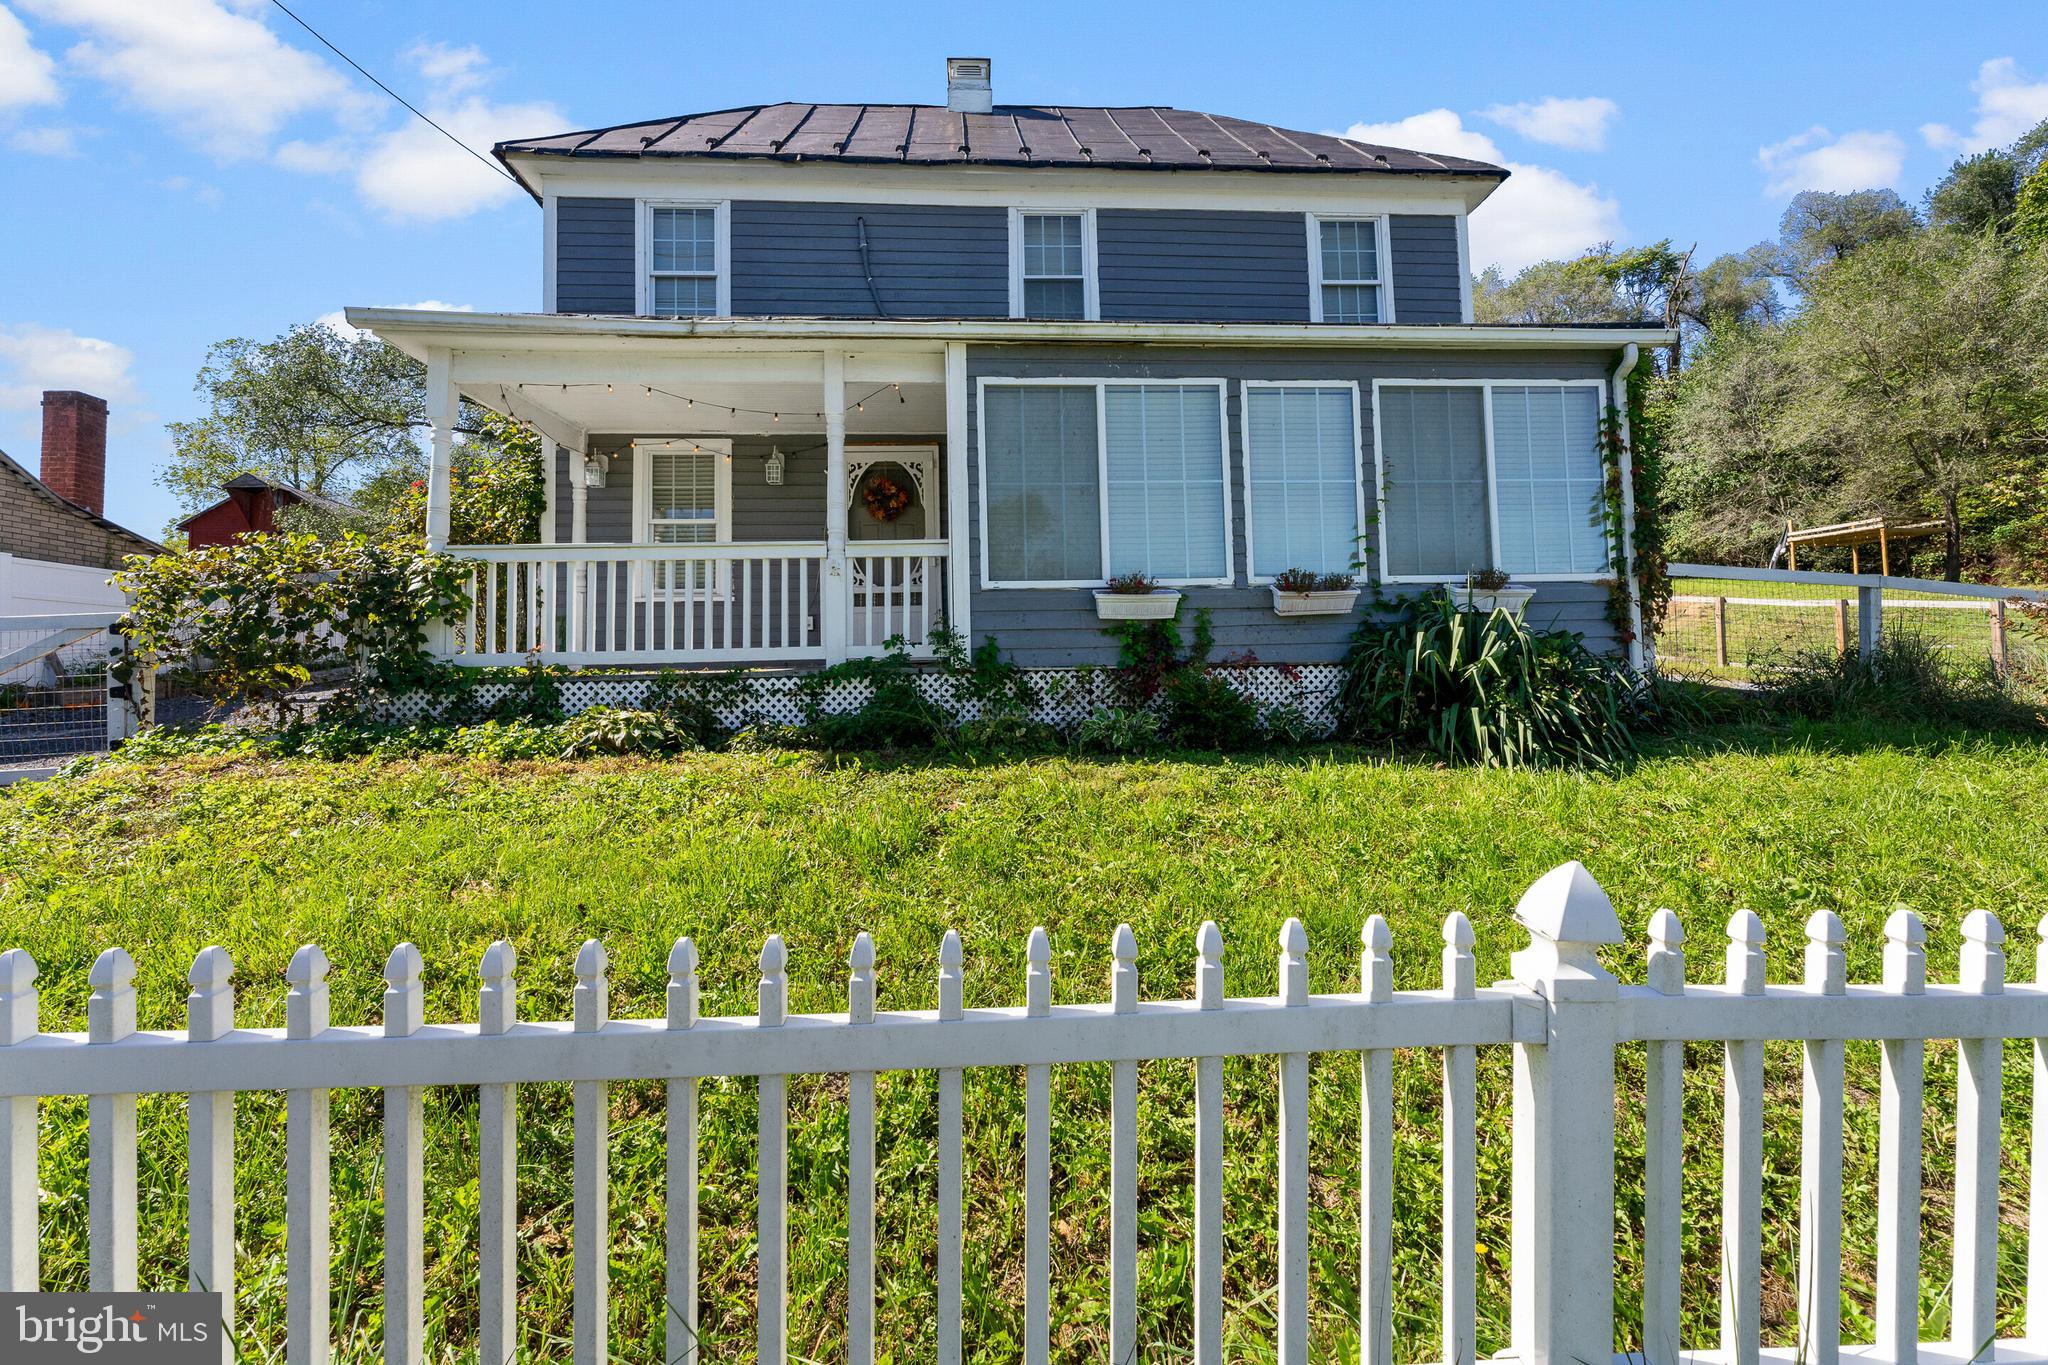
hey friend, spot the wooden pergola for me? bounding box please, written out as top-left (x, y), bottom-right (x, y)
top-left (1783, 515), bottom-right (1945, 574)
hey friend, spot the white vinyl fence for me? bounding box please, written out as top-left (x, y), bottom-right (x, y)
top-left (0, 863), bottom-right (2043, 1365)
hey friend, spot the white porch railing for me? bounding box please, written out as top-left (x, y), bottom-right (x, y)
top-left (444, 541), bottom-right (949, 667)
top-left (3, 864), bottom-right (2046, 1365)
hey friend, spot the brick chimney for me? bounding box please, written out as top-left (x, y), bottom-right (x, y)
top-left (41, 390), bottom-right (108, 515)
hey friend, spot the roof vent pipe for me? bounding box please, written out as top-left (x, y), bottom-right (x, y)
top-left (946, 57), bottom-right (992, 114)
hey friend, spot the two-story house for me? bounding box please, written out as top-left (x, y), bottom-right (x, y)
top-left (351, 59), bottom-right (1672, 689)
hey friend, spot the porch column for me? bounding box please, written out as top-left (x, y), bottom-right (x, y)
top-left (822, 352), bottom-right (849, 664)
top-left (424, 348), bottom-right (456, 552)
top-left (943, 342), bottom-right (973, 644)
top-left (570, 453), bottom-right (589, 654)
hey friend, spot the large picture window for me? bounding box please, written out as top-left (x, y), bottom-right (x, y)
top-left (1373, 382), bottom-right (1609, 580)
top-left (1242, 383), bottom-right (1363, 580)
top-left (979, 380), bottom-right (1230, 587)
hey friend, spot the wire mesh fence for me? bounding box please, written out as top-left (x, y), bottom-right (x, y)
top-left (1653, 565), bottom-right (2048, 685)
top-left (0, 620), bottom-right (119, 763)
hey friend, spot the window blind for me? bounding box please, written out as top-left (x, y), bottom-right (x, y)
top-left (1491, 386), bottom-right (1607, 574)
top-left (1103, 385), bottom-right (1228, 581)
top-left (1377, 385), bottom-right (1491, 577)
top-left (982, 386), bottom-right (1102, 582)
top-left (1245, 386), bottom-right (1359, 577)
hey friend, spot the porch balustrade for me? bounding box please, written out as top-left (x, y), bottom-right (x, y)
top-left (442, 540), bottom-right (949, 667)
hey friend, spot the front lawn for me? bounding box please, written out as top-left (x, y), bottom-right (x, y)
top-left (3, 724), bottom-right (2045, 1363)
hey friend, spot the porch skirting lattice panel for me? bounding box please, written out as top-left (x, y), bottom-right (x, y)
top-left (378, 664), bottom-right (1346, 734)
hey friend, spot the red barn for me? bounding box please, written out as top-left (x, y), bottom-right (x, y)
top-left (177, 474), bottom-right (343, 547)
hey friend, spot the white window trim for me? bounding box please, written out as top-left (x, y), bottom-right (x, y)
top-left (975, 376), bottom-right (1233, 590)
top-left (1007, 208), bottom-right (1100, 322)
top-left (1238, 380), bottom-right (1368, 586)
top-left (631, 437), bottom-right (734, 596)
top-left (1306, 213), bottom-right (1395, 324)
top-left (635, 199), bottom-right (733, 318)
top-left (1367, 377), bottom-right (1612, 585)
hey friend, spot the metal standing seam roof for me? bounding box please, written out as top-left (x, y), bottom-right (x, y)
top-left (492, 103), bottom-right (1508, 193)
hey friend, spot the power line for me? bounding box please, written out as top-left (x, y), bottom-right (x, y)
top-left (267, 0), bottom-right (520, 188)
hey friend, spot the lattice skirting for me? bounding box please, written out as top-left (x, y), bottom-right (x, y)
top-left (377, 664), bottom-right (1345, 735)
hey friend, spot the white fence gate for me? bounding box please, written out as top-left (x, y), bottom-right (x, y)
top-left (0, 862), bottom-right (2043, 1365)
top-left (0, 611), bottom-right (141, 764)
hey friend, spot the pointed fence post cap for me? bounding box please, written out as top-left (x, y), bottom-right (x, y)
top-left (1027, 926), bottom-right (1051, 965)
top-left (1513, 862), bottom-right (1623, 946)
top-left (384, 942), bottom-right (424, 988)
top-left (0, 948), bottom-right (39, 995)
top-left (850, 931), bottom-right (875, 973)
top-left (1112, 923), bottom-right (1137, 962)
top-left (481, 940), bottom-right (517, 981)
top-left (286, 944), bottom-right (328, 984)
top-left (1198, 921), bottom-right (1224, 962)
top-left (1442, 911), bottom-right (1474, 950)
top-left (1279, 917), bottom-right (1308, 956)
top-left (1805, 910), bottom-right (1845, 946)
top-left (189, 945), bottom-right (233, 991)
top-left (1360, 914), bottom-right (1391, 952)
top-left (1884, 908), bottom-right (1926, 944)
top-left (1962, 909), bottom-right (2005, 945)
top-left (91, 945), bottom-right (136, 989)
top-left (938, 929), bottom-right (962, 969)
top-left (576, 939), bottom-right (610, 979)
top-left (759, 934), bottom-right (787, 975)
top-left (667, 937), bottom-right (698, 978)
top-left (1726, 910), bottom-right (1765, 945)
top-left (1647, 908), bottom-right (1684, 948)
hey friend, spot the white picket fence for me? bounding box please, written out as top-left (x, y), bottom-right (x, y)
top-left (0, 862), bottom-right (2043, 1365)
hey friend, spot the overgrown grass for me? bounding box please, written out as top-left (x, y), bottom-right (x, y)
top-left (3, 725), bottom-right (2047, 1363)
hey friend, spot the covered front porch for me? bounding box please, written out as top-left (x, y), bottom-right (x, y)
top-left (403, 325), bottom-right (973, 667)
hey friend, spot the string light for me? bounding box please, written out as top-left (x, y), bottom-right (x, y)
top-left (509, 380), bottom-right (901, 422)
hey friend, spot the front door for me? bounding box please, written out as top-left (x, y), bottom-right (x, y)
top-left (846, 445), bottom-right (939, 648)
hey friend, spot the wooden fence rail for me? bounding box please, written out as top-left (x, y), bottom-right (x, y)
top-left (2, 863), bottom-right (2046, 1365)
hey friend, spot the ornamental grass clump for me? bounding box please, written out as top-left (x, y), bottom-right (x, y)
top-left (1336, 592), bottom-right (1640, 769)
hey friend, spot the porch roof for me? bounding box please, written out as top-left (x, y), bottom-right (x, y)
top-left (347, 306), bottom-right (1679, 364)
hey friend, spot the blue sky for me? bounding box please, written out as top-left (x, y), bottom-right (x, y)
top-left (2, 0), bottom-right (2044, 538)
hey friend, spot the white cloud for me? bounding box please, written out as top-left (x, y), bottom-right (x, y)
top-left (19, 0), bottom-right (370, 158)
top-left (0, 3), bottom-right (58, 109)
top-left (405, 41), bottom-right (489, 96)
top-left (353, 94), bottom-right (554, 221)
top-left (1756, 126), bottom-right (1906, 196)
top-left (1339, 110), bottom-right (1623, 273)
top-left (7, 123), bottom-right (75, 155)
top-left (1477, 96), bottom-right (1618, 152)
top-left (1922, 58), bottom-right (2048, 153)
top-left (318, 302), bottom-right (473, 343)
top-left (0, 323), bottom-right (140, 409)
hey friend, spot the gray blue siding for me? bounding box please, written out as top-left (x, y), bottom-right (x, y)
top-left (1096, 210), bottom-right (1309, 322)
top-left (1389, 215), bottom-right (1465, 324)
top-left (964, 346), bottom-right (1620, 668)
top-left (729, 201), bottom-right (1008, 318)
top-left (554, 198), bottom-right (636, 314)
top-left (549, 197), bottom-right (1469, 324)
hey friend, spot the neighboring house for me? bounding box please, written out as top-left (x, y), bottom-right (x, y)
top-left (0, 390), bottom-right (161, 615)
top-left (178, 473), bottom-right (347, 548)
top-left (352, 59), bottom-right (1672, 678)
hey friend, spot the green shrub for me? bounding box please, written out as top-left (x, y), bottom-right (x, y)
top-left (1259, 702), bottom-right (1328, 746)
top-left (1162, 667), bottom-right (1263, 750)
top-left (641, 669), bottom-right (760, 746)
top-left (796, 640), bottom-right (952, 750)
top-left (557, 707), bottom-right (700, 759)
top-left (1754, 634), bottom-right (2042, 730)
top-left (1336, 592), bottom-right (1640, 769)
top-left (1075, 705), bottom-right (1165, 755)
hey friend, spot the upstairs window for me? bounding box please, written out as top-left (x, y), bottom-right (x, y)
top-left (643, 203), bottom-right (727, 316)
top-left (1010, 209), bottom-right (1096, 320)
top-left (1310, 217), bottom-right (1386, 324)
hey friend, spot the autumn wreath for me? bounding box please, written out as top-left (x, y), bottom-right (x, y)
top-left (861, 471), bottom-right (912, 522)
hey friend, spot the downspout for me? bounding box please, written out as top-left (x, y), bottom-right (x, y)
top-left (1611, 344), bottom-right (1647, 673)
top-left (855, 217), bottom-right (889, 318)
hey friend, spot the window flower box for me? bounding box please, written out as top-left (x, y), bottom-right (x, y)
top-left (1447, 584), bottom-right (1537, 615)
top-left (1093, 588), bottom-right (1182, 621)
top-left (1269, 585), bottom-right (1361, 617)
